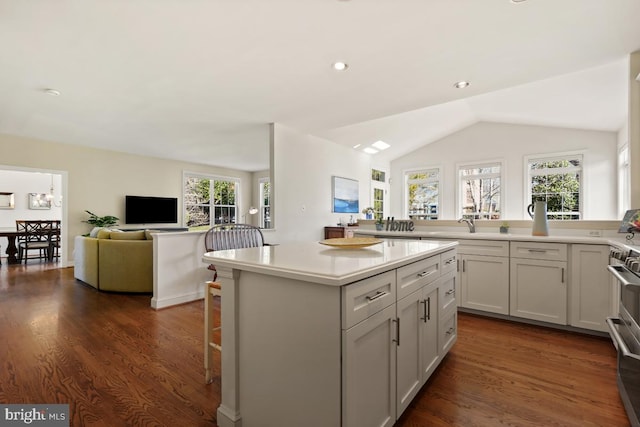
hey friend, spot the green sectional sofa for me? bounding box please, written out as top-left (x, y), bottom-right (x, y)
top-left (74, 229), bottom-right (153, 292)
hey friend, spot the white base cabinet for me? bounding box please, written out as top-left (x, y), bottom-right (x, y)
top-left (343, 251), bottom-right (457, 426)
top-left (343, 304), bottom-right (397, 427)
top-left (570, 244), bottom-right (612, 332)
top-left (460, 254), bottom-right (509, 315)
top-left (510, 241), bottom-right (568, 325)
top-left (396, 280), bottom-right (439, 416)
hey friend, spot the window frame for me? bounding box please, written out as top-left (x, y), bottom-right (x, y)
top-left (618, 144), bottom-right (630, 218)
top-left (183, 171), bottom-right (241, 229)
top-left (259, 177), bottom-right (271, 229)
top-left (524, 152), bottom-right (584, 221)
top-left (457, 160), bottom-right (503, 220)
top-left (404, 166), bottom-right (441, 220)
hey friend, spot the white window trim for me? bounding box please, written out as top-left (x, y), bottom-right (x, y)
top-left (456, 159), bottom-right (504, 219)
top-left (403, 166), bottom-right (442, 220)
top-left (523, 151), bottom-right (585, 220)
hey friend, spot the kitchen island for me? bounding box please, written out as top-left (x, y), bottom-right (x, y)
top-left (203, 239), bottom-right (458, 427)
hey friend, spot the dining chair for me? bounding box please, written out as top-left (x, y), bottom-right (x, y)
top-left (16, 220), bottom-right (52, 263)
top-left (203, 223), bottom-right (266, 384)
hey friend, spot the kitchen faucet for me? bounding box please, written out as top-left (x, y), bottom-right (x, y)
top-left (458, 217), bottom-right (476, 233)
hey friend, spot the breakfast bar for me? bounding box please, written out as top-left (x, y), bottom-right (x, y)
top-left (203, 239), bottom-right (458, 427)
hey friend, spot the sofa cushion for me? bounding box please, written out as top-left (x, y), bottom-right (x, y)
top-left (96, 229), bottom-right (112, 239)
top-left (110, 230), bottom-right (146, 240)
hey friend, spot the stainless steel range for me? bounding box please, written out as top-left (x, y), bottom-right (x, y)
top-left (608, 247), bottom-right (640, 427)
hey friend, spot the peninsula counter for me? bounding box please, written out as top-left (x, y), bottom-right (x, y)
top-left (203, 239), bottom-right (458, 427)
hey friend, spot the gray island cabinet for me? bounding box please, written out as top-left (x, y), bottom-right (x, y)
top-left (203, 239), bottom-right (458, 427)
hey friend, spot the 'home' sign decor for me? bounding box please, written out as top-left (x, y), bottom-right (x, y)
top-left (384, 217), bottom-right (415, 232)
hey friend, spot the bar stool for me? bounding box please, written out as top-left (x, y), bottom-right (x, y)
top-left (204, 281), bottom-right (221, 384)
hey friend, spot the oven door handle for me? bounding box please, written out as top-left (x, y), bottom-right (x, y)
top-left (606, 317), bottom-right (640, 361)
top-left (608, 265), bottom-right (640, 287)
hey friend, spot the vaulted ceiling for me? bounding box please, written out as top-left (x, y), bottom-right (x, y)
top-left (1, 0), bottom-right (638, 170)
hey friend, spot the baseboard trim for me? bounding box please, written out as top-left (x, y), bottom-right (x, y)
top-left (151, 290), bottom-right (205, 310)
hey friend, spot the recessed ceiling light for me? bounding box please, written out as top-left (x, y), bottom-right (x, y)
top-left (363, 147), bottom-right (378, 154)
top-left (510, 0), bottom-right (527, 3)
top-left (353, 144), bottom-right (361, 149)
top-left (372, 140), bottom-right (390, 150)
top-left (453, 81), bottom-right (470, 89)
top-left (44, 88), bottom-right (61, 96)
top-left (332, 62), bottom-right (348, 71)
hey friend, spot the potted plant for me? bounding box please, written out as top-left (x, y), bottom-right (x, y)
top-left (83, 210), bottom-right (119, 236)
top-left (375, 216), bottom-right (385, 231)
top-left (362, 207), bottom-right (374, 220)
top-left (500, 221), bottom-right (509, 234)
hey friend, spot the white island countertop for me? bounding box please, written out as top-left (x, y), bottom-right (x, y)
top-left (203, 239), bottom-right (457, 286)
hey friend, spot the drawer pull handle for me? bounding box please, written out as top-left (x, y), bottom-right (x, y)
top-left (445, 257), bottom-right (455, 265)
top-left (418, 270), bottom-right (435, 278)
top-left (366, 291), bottom-right (388, 302)
top-left (528, 249), bottom-right (547, 253)
top-left (446, 289), bottom-right (455, 296)
top-left (446, 327), bottom-right (455, 335)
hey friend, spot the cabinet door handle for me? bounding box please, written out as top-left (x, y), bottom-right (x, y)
top-left (366, 290), bottom-right (388, 302)
top-left (561, 267), bottom-right (565, 283)
top-left (462, 260), bottom-right (466, 273)
top-left (420, 297), bottom-right (431, 323)
top-left (446, 327), bottom-right (455, 335)
top-left (392, 318), bottom-right (400, 346)
top-left (457, 259), bottom-right (460, 272)
top-left (418, 270), bottom-right (436, 278)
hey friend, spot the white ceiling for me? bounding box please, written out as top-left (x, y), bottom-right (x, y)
top-left (1, 0), bottom-right (638, 171)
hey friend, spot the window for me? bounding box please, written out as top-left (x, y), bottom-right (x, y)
top-left (371, 169), bottom-right (386, 183)
top-left (371, 168), bottom-right (387, 220)
top-left (527, 154), bottom-right (582, 220)
top-left (459, 163), bottom-right (501, 219)
top-left (619, 145), bottom-right (630, 217)
top-left (259, 178), bottom-right (271, 229)
top-left (184, 173), bottom-right (239, 229)
top-left (406, 168), bottom-right (440, 220)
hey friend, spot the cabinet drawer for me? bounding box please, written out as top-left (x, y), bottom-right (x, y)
top-left (439, 271), bottom-right (457, 313)
top-left (342, 270), bottom-right (396, 329)
top-left (457, 240), bottom-right (509, 257)
top-left (510, 241), bottom-right (567, 261)
top-left (440, 310), bottom-right (457, 354)
top-left (396, 256), bottom-right (440, 300)
top-left (440, 250), bottom-right (457, 276)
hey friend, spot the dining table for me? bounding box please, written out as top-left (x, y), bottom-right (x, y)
top-left (0, 226), bottom-right (60, 265)
top-left (0, 228), bottom-right (25, 264)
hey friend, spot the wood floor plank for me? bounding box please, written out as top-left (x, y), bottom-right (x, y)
top-left (0, 263), bottom-right (630, 426)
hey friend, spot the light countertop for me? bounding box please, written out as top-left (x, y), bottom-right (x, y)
top-left (203, 239), bottom-right (457, 286)
top-left (354, 228), bottom-right (640, 249)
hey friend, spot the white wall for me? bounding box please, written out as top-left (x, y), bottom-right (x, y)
top-left (0, 133), bottom-right (254, 264)
top-left (269, 124), bottom-right (375, 243)
top-left (390, 121), bottom-right (618, 220)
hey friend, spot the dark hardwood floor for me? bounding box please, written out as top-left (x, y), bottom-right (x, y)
top-left (0, 263), bottom-right (629, 426)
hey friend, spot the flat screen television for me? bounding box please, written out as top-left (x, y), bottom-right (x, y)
top-left (125, 195), bottom-right (178, 224)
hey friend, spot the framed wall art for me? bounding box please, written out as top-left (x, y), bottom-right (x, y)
top-left (29, 193), bottom-right (51, 210)
top-left (0, 192), bottom-right (15, 209)
top-left (332, 176), bottom-right (359, 213)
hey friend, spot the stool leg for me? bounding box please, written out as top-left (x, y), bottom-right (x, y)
top-left (205, 286), bottom-right (214, 384)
